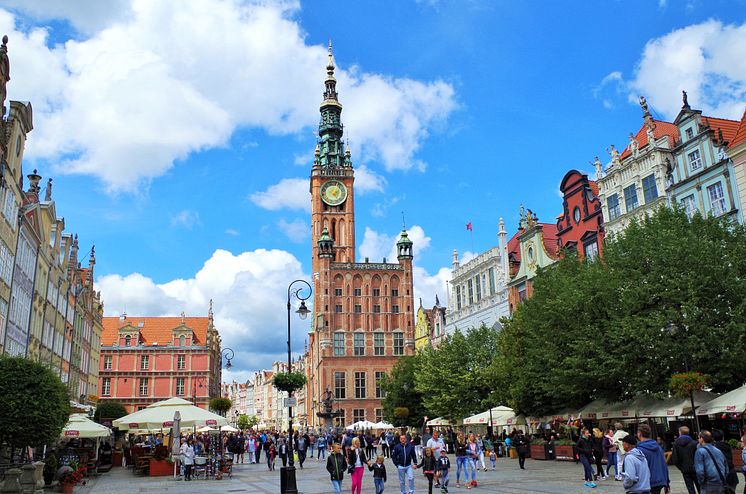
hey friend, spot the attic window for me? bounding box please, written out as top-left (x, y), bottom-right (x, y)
top-left (125, 335), bottom-right (131, 346)
top-left (685, 128), bottom-right (694, 140)
top-left (138, 321), bottom-right (144, 328)
top-left (179, 335), bottom-right (186, 347)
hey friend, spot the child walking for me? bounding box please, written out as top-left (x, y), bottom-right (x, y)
top-left (437, 448), bottom-right (451, 493)
top-left (418, 447), bottom-right (438, 494)
top-left (267, 444), bottom-right (276, 471)
top-left (489, 450), bottom-right (497, 470)
top-left (369, 454), bottom-right (387, 494)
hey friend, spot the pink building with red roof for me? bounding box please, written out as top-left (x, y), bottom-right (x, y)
top-left (556, 170), bottom-right (604, 260)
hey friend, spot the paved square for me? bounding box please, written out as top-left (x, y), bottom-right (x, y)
top-left (75, 454), bottom-right (689, 493)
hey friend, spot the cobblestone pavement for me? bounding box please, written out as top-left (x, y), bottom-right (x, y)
top-left (71, 454), bottom-right (688, 494)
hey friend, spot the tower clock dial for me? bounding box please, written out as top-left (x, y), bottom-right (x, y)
top-left (320, 180), bottom-right (348, 206)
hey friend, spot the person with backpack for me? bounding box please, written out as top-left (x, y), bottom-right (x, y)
top-left (327, 443), bottom-right (348, 494)
top-left (713, 429), bottom-right (740, 494)
top-left (694, 430), bottom-right (729, 494)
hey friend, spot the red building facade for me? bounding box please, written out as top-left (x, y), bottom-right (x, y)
top-left (556, 170), bottom-right (604, 260)
top-left (99, 311), bottom-right (221, 412)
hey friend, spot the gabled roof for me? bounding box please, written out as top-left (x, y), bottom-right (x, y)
top-left (540, 223), bottom-right (560, 259)
top-left (732, 109), bottom-right (746, 149)
top-left (102, 316), bottom-right (209, 346)
top-left (704, 116), bottom-right (740, 144)
top-left (620, 119), bottom-right (679, 160)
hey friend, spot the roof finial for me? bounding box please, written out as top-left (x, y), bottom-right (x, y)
top-left (326, 39), bottom-right (335, 74)
top-left (401, 211), bottom-right (406, 230)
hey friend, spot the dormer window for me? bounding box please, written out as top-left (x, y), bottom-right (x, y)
top-left (179, 335), bottom-right (186, 347)
top-left (125, 335), bottom-right (131, 346)
top-left (685, 128), bottom-right (694, 140)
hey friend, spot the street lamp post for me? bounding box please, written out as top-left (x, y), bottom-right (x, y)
top-left (281, 279), bottom-right (311, 494)
top-left (222, 348), bottom-right (235, 369)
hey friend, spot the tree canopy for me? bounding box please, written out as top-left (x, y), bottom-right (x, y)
top-left (381, 354), bottom-right (427, 427)
top-left (497, 206), bottom-right (746, 415)
top-left (93, 400), bottom-right (127, 423)
top-left (209, 397), bottom-right (232, 416)
top-left (0, 356), bottom-right (70, 453)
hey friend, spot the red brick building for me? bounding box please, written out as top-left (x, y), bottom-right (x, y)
top-left (99, 310), bottom-right (221, 412)
top-left (556, 170), bottom-right (604, 260)
top-left (305, 45), bottom-right (416, 427)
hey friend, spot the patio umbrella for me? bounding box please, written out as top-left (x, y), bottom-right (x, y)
top-left (697, 384), bottom-right (746, 415)
top-left (196, 426), bottom-right (217, 433)
top-left (61, 414), bottom-right (112, 439)
top-left (373, 421), bottom-right (394, 429)
top-left (113, 398), bottom-right (228, 431)
top-left (221, 425), bottom-right (239, 432)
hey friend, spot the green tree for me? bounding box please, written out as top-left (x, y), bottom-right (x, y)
top-left (247, 415), bottom-right (259, 429)
top-left (209, 397), bottom-right (232, 416)
top-left (496, 206), bottom-right (746, 415)
top-left (0, 356), bottom-right (70, 457)
top-left (415, 324), bottom-right (500, 420)
top-left (93, 400), bottom-right (127, 423)
top-left (381, 354), bottom-right (427, 427)
top-left (237, 414), bottom-right (250, 430)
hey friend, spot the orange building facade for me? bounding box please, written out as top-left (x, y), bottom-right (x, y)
top-left (99, 311), bottom-right (221, 413)
top-left (305, 45), bottom-right (416, 427)
top-left (556, 170), bottom-right (604, 260)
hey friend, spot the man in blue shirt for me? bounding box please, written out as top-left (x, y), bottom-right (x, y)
top-left (694, 430), bottom-right (729, 494)
top-left (392, 434), bottom-right (418, 494)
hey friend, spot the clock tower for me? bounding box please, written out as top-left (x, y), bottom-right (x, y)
top-left (310, 42), bottom-right (356, 275)
top-left (305, 43), bottom-right (416, 429)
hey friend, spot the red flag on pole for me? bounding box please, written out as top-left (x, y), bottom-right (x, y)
top-left (466, 222), bottom-right (472, 232)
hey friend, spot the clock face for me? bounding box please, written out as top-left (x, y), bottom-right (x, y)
top-left (320, 180), bottom-right (348, 206)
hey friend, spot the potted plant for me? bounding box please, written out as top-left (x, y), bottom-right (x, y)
top-left (729, 438), bottom-right (743, 470)
top-left (43, 453), bottom-right (58, 486)
top-left (271, 372), bottom-right (307, 394)
top-left (58, 466), bottom-right (85, 494)
top-left (554, 439), bottom-right (576, 461)
top-left (530, 439), bottom-right (549, 460)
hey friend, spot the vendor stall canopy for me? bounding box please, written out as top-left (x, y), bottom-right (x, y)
top-left (113, 398), bottom-right (228, 431)
top-left (697, 384), bottom-right (746, 416)
top-left (62, 414), bottom-right (112, 439)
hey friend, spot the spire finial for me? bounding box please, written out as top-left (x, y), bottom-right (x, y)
top-left (326, 39), bottom-right (335, 74)
top-left (401, 211), bottom-right (406, 230)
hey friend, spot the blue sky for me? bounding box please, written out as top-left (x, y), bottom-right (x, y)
top-left (1, 0), bottom-right (745, 379)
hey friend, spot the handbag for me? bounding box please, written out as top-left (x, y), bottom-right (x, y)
top-left (703, 447), bottom-right (736, 494)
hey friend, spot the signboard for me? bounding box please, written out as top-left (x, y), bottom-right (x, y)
top-left (163, 421), bottom-right (173, 427)
top-left (129, 423), bottom-right (140, 428)
top-left (206, 419), bottom-right (217, 426)
top-left (64, 430), bottom-right (80, 437)
top-left (666, 410), bottom-right (675, 416)
top-left (284, 398), bottom-right (297, 408)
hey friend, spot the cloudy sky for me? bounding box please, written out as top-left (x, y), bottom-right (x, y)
top-left (1, 0), bottom-right (744, 381)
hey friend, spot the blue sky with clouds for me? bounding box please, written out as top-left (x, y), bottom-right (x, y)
top-left (1, 0), bottom-right (744, 379)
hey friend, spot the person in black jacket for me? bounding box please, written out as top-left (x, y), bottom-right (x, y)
top-left (369, 454), bottom-right (387, 494)
top-left (327, 443), bottom-right (348, 494)
top-left (514, 430), bottom-right (529, 470)
top-left (713, 429), bottom-right (738, 494)
top-left (437, 448), bottom-right (452, 493)
top-left (576, 428), bottom-right (596, 487)
top-left (418, 447), bottom-right (438, 494)
top-left (671, 426), bottom-right (699, 494)
top-left (591, 428), bottom-right (606, 480)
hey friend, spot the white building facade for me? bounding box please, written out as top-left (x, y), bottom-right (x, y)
top-left (445, 219), bottom-right (510, 335)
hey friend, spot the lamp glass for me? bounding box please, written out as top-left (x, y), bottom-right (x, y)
top-left (296, 301), bottom-right (310, 320)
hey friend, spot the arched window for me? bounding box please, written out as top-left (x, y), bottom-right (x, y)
top-left (180, 335), bottom-right (186, 347)
top-left (124, 335), bottom-right (131, 347)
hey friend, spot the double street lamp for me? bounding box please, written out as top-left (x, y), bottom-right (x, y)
top-left (281, 279), bottom-right (311, 494)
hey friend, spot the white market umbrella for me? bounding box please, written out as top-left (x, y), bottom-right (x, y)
top-left (221, 425), bottom-right (239, 432)
top-left (351, 420), bottom-right (378, 429)
top-left (61, 414), bottom-right (112, 439)
top-left (698, 384), bottom-right (746, 415)
top-left (374, 421), bottom-right (394, 429)
top-left (196, 426), bottom-right (217, 433)
top-left (426, 417), bottom-right (454, 426)
top-left (113, 398), bottom-right (228, 431)
top-left (463, 406), bottom-right (514, 426)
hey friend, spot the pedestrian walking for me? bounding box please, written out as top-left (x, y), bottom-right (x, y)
top-left (392, 434), bottom-right (418, 494)
top-left (476, 435), bottom-right (487, 471)
top-left (577, 428), bottom-right (596, 488)
top-left (514, 430), bottom-right (529, 470)
top-left (318, 433), bottom-right (328, 460)
top-left (466, 433), bottom-right (481, 488)
top-left (671, 426), bottom-right (699, 494)
top-left (622, 435), bottom-right (651, 494)
top-left (414, 434), bottom-right (423, 462)
top-left (454, 433), bottom-right (468, 488)
top-left (369, 455), bottom-right (387, 494)
top-left (418, 447), bottom-right (438, 494)
top-left (427, 431), bottom-right (446, 488)
top-left (437, 448), bottom-right (451, 493)
top-left (180, 438), bottom-right (195, 481)
top-left (694, 430), bottom-right (728, 494)
top-left (327, 443), bottom-right (348, 494)
top-left (602, 428), bottom-right (618, 480)
top-left (348, 437), bottom-right (372, 494)
top-left (309, 433), bottom-right (316, 459)
top-left (636, 424), bottom-right (670, 494)
top-left (591, 428), bottom-right (606, 480)
top-left (612, 423), bottom-right (629, 481)
top-left (380, 432), bottom-right (390, 458)
top-left (267, 443), bottom-right (276, 471)
top-left (713, 429), bottom-right (740, 494)
top-left (248, 435), bottom-right (257, 464)
top-left (278, 437), bottom-right (289, 467)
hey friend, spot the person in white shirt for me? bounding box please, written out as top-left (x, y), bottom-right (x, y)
top-left (612, 422), bottom-right (629, 481)
top-left (180, 438), bottom-right (195, 481)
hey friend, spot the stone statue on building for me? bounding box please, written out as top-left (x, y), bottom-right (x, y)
top-left (0, 35), bottom-right (9, 118)
top-left (629, 132), bottom-right (638, 156)
top-left (518, 204), bottom-right (527, 229)
top-left (682, 90), bottom-right (689, 108)
top-left (646, 121), bottom-right (656, 146)
top-left (607, 144), bottom-right (620, 166)
top-left (592, 156), bottom-right (603, 179)
top-left (639, 95), bottom-right (649, 116)
top-left (44, 178), bottom-right (53, 201)
top-left (322, 387), bottom-right (334, 414)
top-left (664, 158), bottom-right (674, 187)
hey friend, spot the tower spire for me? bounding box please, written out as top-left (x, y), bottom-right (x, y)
top-left (317, 39), bottom-right (345, 169)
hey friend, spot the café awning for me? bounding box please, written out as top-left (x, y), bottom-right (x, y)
top-left (113, 398), bottom-right (228, 431)
top-left (697, 385), bottom-right (746, 416)
top-left (61, 414), bottom-right (112, 439)
top-left (463, 406), bottom-right (514, 426)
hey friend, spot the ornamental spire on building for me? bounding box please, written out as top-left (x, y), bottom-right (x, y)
top-left (317, 40), bottom-right (349, 169)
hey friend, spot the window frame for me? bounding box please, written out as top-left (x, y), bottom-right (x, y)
top-left (623, 184), bottom-right (639, 212)
top-left (707, 182), bottom-right (726, 216)
top-left (688, 149), bottom-right (702, 172)
top-left (334, 371), bottom-right (346, 399)
top-left (333, 332), bottom-right (345, 356)
top-left (373, 332), bottom-right (385, 356)
top-left (642, 174), bottom-right (658, 204)
top-left (354, 371), bottom-right (366, 399)
top-left (353, 332), bottom-right (365, 356)
top-left (393, 332), bottom-right (404, 356)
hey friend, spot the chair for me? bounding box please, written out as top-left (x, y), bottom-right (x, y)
top-left (192, 456), bottom-right (208, 480)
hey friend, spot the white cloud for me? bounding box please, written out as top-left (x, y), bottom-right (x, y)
top-left (96, 248), bottom-right (310, 373)
top-left (249, 178), bottom-right (310, 212)
top-left (354, 165), bottom-right (386, 194)
top-left (170, 209), bottom-right (200, 229)
top-left (600, 21), bottom-right (746, 120)
top-left (2, 0), bottom-right (132, 34)
top-left (277, 217), bottom-right (309, 243)
top-left (225, 228), bottom-right (239, 236)
top-left (3, 0), bottom-right (456, 191)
